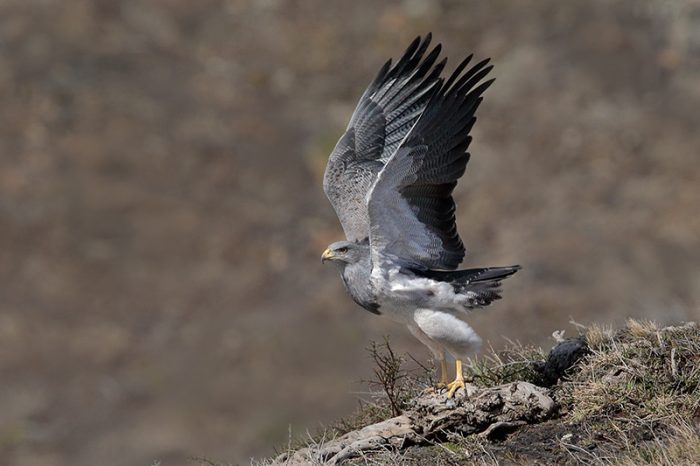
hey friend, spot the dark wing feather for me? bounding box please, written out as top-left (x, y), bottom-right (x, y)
top-left (368, 57), bottom-right (494, 270)
top-left (323, 34), bottom-right (445, 242)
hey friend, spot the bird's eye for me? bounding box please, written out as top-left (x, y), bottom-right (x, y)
top-left (337, 247), bottom-right (349, 254)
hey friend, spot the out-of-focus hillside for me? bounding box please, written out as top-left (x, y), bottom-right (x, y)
top-left (0, 1), bottom-right (698, 465)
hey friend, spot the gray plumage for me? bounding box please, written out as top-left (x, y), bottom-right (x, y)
top-left (321, 34), bottom-right (520, 395)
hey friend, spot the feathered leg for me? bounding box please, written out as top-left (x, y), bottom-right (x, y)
top-left (407, 324), bottom-right (449, 388)
top-left (413, 309), bottom-right (482, 398)
top-left (438, 358), bottom-right (450, 388)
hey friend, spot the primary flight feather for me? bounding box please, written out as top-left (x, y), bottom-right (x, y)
top-left (321, 34), bottom-right (520, 397)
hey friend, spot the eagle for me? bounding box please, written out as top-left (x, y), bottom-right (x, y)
top-left (321, 34), bottom-right (520, 398)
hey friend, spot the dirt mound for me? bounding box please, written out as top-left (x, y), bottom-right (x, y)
top-left (261, 321), bottom-right (700, 465)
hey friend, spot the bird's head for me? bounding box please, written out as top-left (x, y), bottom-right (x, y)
top-left (321, 241), bottom-right (364, 267)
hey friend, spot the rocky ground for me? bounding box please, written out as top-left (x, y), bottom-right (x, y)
top-left (261, 321), bottom-right (700, 465)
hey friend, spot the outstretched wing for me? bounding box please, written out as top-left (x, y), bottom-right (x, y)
top-left (323, 34), bottom-right (445, 242)
top-left (367, 56), bottom-right (494, 270)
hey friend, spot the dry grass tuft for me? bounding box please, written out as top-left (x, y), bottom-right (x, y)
top-left (468, 343), bottom-right (547, 388)
top-left (582, 322), bottom-right (614, 349)
top-left (609, 417), bottom-right (700, 465)
top-left (556, 320), bottom-right (700, 463)
top-left (567, 320), bottom-right (700, 422)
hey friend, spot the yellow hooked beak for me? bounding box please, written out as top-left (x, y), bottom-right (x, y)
top-left (321, 248), bottom-right (335, 263)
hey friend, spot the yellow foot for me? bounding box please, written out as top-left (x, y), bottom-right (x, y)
top-left (446, 378), bottom-right (465, 398)
top-left (447, 359), bottom-right (467, 398)
top-left (423, 381), bottom-right (448, 394)
top-left (436, 358), bottom-right (449, 391)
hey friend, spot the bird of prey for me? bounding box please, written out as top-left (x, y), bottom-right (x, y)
top-left (321, 34), bottom-right (520, 398)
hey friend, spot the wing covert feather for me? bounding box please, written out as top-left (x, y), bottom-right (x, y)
top-left (323, 34), bottom-right (444, 242)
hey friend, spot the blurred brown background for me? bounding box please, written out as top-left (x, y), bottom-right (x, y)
top-left (1, 0), bottom-right (698, 464)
